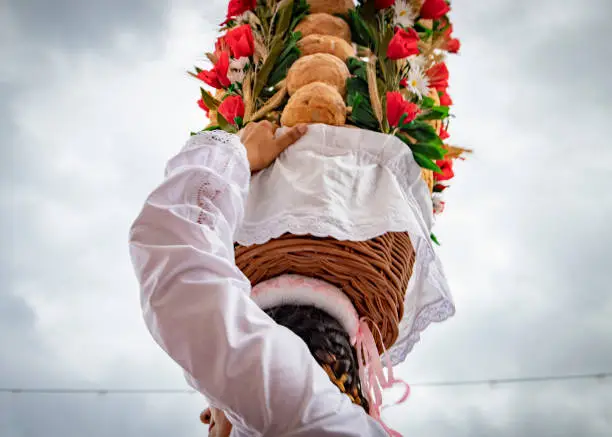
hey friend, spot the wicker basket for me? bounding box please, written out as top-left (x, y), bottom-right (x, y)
top-left (235, 232), bottom-right (416, 352)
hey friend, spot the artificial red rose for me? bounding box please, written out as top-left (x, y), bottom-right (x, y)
top-left (434, 158), bottom-right (454, 181)
top-left (375, 0), bottom-right (395, 9)
top-left (444, 38), bottom-right (461, 53)
top-left (400, 77), bottom-right (408, 88)
top-left (439, 90), bottom-right (453, 106)
top-left (420, 0), bottom-right (450, 20)
top-left (434, 183), bottom-right (448, 192)
top-left (387, 27), bottom-right (420, 60)
top-left (226, 0), bottom-right (256, 21)
top-left (197, 99), bottom-right (210, 117)
top-left (197, 51), bottom-right (231, 89)
top-left (440, 22), bottom-right (460, 53)
top-left (386, 91), bottom-right (420, 127)
top-left (225, 24), bottom-right (255, 58)
top-left (439, 125), bottom-right (450, 140)
top-left (426, 62), bottom-right (449, 91)
top-left (218, 95), bottom-right (245, 125)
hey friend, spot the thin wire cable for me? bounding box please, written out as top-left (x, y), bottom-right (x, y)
top-left (0, 372), bottom-right (609, 395)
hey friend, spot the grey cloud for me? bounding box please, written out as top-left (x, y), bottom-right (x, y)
top-left (6, 0), bottom-right (169, 49)
top-left (2, 0), bottom-right (612, 436)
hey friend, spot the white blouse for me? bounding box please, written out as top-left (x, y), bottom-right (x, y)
top-left (128, 132), bottom-right (388, 436)
top-left (236, 124), bottom-right (455, 365)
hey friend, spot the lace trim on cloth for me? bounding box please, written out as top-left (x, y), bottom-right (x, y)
top-left (184, 127), bottom-right (454, 365)
top-left (384, 238), bottom-right (456, 365)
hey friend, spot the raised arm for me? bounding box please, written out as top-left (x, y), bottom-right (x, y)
top-left (128, 124), bottom-right (387, 436)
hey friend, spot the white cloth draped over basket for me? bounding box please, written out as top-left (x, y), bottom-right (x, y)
top-left (235, 124), bottom-right (455, 365)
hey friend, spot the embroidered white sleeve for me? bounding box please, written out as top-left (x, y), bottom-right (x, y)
top-left (128, 131), bottom-right (388, 437)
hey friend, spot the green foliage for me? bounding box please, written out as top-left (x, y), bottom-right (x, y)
top-left (413, 152), bottom-right (442, 173)
top-left (347, 9), bottom-right (376, 50)
top-left (267, 31), bottom-right (302, 87)
top-left (417, 105), bottom-right (450, 121)
top-left (346, 57), bottom-right (368, 82)
top-left (216, 112), bottom-right (238, 134)
top-left (253, 0), bottom-right (295, 99)
top-left (346, 76), bottom-right (379, 131)
top-left (289, 0), bottom-right (310, 31)
top-left (200, 88), bottom-right (220, 111)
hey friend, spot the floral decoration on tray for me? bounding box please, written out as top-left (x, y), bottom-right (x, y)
top-left (190, 0), bottom-right (468, 230)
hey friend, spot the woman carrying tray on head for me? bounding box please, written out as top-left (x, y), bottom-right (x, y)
top-left (129, 119), bottom-right (454, 437)
top-left (130, 0), bottom-right (462, 435)
top-left (131, 122), bottom-right (397, 437)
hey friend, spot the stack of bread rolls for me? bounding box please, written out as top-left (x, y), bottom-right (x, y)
top-left (280, 1), bottom-right (356, 127)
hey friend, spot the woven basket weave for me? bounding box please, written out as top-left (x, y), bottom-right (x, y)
top-left (235, 232), bottom-right (416, 352)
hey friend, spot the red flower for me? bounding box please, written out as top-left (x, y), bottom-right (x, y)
top-left (215, 35), bottom-right (229, 56)
top-left (225, 24), bottom-right (255, 58)
top-left (420, 0), bottom-right (450, 20)
top-left (387, 27), bottom-right (420, 60)
top-left (197, 51), bottom-right (231, 89)
top-left (225, 0), bottom-right (257, 23)
top-left (375, 0), bottom-right (395, 9)
top-left (218, 95), bottom-right (245, 125)
top-left (197, 99), bottom-right (210, 117)
top-left (400, 78), bottom-right (408, 88)
top-left (439, 125), bottom-right (450, 140)
top-left (434, 183), bottom-right (448, 192)
top-left (444, 38), bottom-right (461, 53)
top-left (434, 158), bottom-right (454, 181)
top-left (426, 63), bottom-right (449, 91)
top-left (439, 90), bottom-right (453, 106)
top-left (386, 91), bottom-right (420, 128)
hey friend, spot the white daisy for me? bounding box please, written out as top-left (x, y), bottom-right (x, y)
top-left (228, 57), bottom-right (249, 84)
top-left (405, 64), bottom-right (430, 99)
top-left (394, 0), bottom-right (417, 28)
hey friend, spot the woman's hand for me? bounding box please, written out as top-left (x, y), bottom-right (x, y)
top-left (240, 121), bottom-right (308, 172)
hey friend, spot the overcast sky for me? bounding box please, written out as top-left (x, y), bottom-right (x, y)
top-left (2, 0), bottom-right (611, 436)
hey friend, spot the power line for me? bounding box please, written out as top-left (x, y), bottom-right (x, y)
top-left (0, 372), bottom-right (609, 396)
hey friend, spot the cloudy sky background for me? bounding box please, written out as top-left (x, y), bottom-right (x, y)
top-left (2, 0), bottom-right (611, 436)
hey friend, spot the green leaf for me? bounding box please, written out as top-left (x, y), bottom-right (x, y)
top-left (413, 152), bottom-right (442, 173)
top-left (410, 142), bottom-right (446, 160)
top-left (346, 57), bottom-right (368, 82)
top-left (431, 233), bottom-right (441, 246)
top-left (349, 93), bottom-right (379, 131)
top-left (217, 112), bottom-right (238, 134)
top-left (346, 77), bottom-right (370, 105)
top-left (421, 96), bottom-right (436, 109)
top-left (267, 31), bottom-right (302, 87)
top-left (253, 0), bottom-right (295, 98)
top-left (234, 116), bottom-right (244, 128)
top-left (289, 0), bottom-right (310, 31)
top-left (203, 125), bottom-right (220, 131)
top-left (347, 9), bottom-right (376, 50)
top-left (403, 121), bottom-right (442, 145)
top-left (272, 0), bottom-right (295, 44)
top-left (413, 22), bottom-right (429, 33)
top-left (254, 42), bottom-right (284, 98)
top-left (200, 88), bottom-right (220, 111)
top-left (417, 106), bottom-right (450, 121)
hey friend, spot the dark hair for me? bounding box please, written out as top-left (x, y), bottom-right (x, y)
top-left (264, 304), bottom-right (370, 413)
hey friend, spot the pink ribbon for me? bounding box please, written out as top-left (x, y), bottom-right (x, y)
top-left (354, 318), bottom-right (411, 437)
